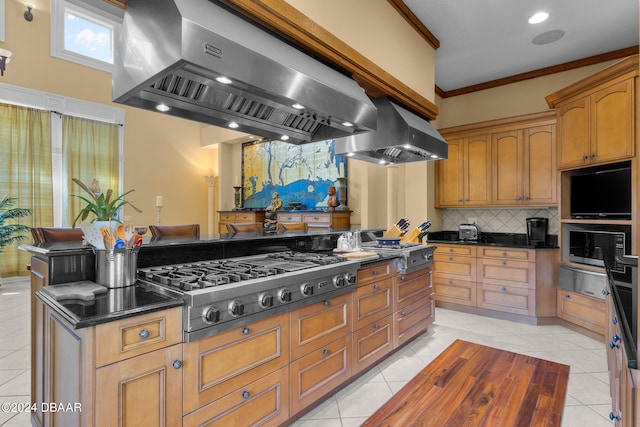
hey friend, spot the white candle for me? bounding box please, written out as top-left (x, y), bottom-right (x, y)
top-left (156, 196), bottom-right (164, 207)
top-left (234, 176), bottom-right (240, 187)
top-left (339, 163), bottom-right (344, 177)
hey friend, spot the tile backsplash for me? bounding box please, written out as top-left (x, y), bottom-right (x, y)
top-left (442, 207), bottom-right (558, 235)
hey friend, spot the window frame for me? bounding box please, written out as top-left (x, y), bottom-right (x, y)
top-left (50, 0), bottom-right (122, 73)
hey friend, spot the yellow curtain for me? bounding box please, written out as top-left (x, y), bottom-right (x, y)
top-left (62, 116), bottom-right (119, 227)
top-left (0, 103), bottom-right (53, 277)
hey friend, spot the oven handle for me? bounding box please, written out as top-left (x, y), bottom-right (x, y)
top-left (558, 264), bottom-right (605, 277)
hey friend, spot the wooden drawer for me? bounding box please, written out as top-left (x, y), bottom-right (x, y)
top-left (95, 307), bottom-right (182, 367)
top-left (235, 213), bottom-right (257, 222)
top-left (434, 244), bottom-right (477, 257)
top-left (277, 213), bottom-right (302, 223)
top-left (479, 247), bottom-right (533, 261)
top-left (352, 314), bottom-right (393, 374)
top-left (357, 260), bottom-right (394, 286)
top-left (557, 289), bottom-right (606, 336)
top-left (302, 213), bottom-right (331, 226)
top-left (433, 253), bottom-right (477, 282)
top-left (183, 313), bottom-right (289, 414)
top-left (219, 213), bottom-right (235, 222)
top-left (290, 293), bottom-right (352, 360)
top-left (289, 335), bottom-right (351, 416)
top-left (477, 258), bottom-right (534, 289)
top-left (393, 268), bottom-right (433, 311)
top-left (433, 276), bottom-right (476, 306)
top-left (393, 295), bottom-right (434, 348)
top-left (353, 277), bottom-right (393, 330)
top-left (183, 367), bottom-right (289, 427)
top-left (477, 283), bottom-right (534, 316)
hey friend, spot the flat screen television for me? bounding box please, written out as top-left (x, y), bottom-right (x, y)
top-left (570, 165), bottom-right (632, 219)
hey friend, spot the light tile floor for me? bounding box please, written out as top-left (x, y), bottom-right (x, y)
top-left (0, 276), bottom-right (613, 426)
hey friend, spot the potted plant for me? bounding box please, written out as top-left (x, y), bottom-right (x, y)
top-left (71, 178), bottom-right (142, 227)
top-left (0, 196), bottom-right (32, 253)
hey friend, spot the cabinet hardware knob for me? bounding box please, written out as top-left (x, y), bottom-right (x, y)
top-left (372, 270), bottom-right (378, 276)
top-left (322, 349), bottom-right (329, 355)
top-left (613, 333), bottom-right (620, 342)
top-left (613, 317), bottom-right (618, 325)
top-left (603, 289), bottom-right (610, 296)
top-left (609, 412), bottom-right (621, 421)
top-left (524, 196), bottom-right (529, 200)
top-left (242, 327), bottom-right (250, 335)
top-left (139, 329), bottom-right (150, 340)
top-left (502, 261), bottom-right (507, 265)
top-left (373, 284), bottom-right (379, 290)
top-left (373, 324), bottom-right (379, 329)
top-left (516, 196), bottom-right (522, 201)
top-left (609, 342), bottom-right (619, 349)
top-left (502, 251), bottom-right (507, 256)
top-left (582, 154), bottom-right (588, 160)
top-left (449, 256), bottom-right (453, 261)
top-left (242, 391), bottom-right (250, 399)
top-left (448, 280), bottom-right (453, 285)
top-left (501, 287), bottom-right (506, 292)
top-left (322, 300), bottom-right (329, 306)
top-left (565, 294), bottom-right (570, 299)
top-left (400, 311), bottom-right (406, 316)
top-left (590, 153), bottom-right (595, 158)
top-left (172, 360), bottom-right (182, 369)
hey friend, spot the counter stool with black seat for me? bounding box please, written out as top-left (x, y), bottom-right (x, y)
top-left (276, 222), bottom-right (308, 233)
top-left (226, 222), bottom-right (263, 233)
top-left (149, 224), bottom-right (200, 239)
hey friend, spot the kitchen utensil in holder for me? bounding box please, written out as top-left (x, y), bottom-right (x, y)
top-left (95, 248), bottom-right (138, 288)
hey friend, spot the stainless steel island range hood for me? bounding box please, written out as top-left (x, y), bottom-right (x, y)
top-left (112, 0), bottom-right (377, 144)
top-left (335, 97), bottom-right (448, 164)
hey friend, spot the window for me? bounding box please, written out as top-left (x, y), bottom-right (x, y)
top-left (51, 0), bottom-right (122, 72)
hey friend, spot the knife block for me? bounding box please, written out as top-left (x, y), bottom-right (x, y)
top-left (383, 225), bottom-right (403, 238)
top-left (400, 228), bottom-right (421, 243)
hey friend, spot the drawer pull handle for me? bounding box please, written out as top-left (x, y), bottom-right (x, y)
top-left (242, 391), bottom-right (250, 399)
top-left (502, 251), bottom-right (507, 256)
top-left (609, 342), bottom-right (619, 349)
top-left (613, 317), bottom-right (618, 325)
top-left (449, 256), bottom-right (453, 261)
top-left (449, 248), bottom-right (454, 252)
top-left (448, 280), bottom-right (453, 285)
top-left (322, 349), bottom-right (329, 355)
top-left (501, 261), bottom-right (507, 265)
top-left (313, 217), bottom-right (320, 220)
top-left (373, 323), bottom-right (379, 329)
top-left (242, 327), bottom-right (250, 335)
top-left (139, 329), bottom-right (150, 340)
top-left (322, 300), bottom-right (329, 306)
top-left (501, 287), bottom-right (506, 292)
top-left (172, 360), bottom-right (182, 370)
top-left (372, 270), bottom-right (378, 276)
top-left (373, 284), bottom-right (379, 290)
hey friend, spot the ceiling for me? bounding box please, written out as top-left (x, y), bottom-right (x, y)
top-left (403, 0), bottom-right (639, 94)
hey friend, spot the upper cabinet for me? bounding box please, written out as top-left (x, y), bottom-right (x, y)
top-left (546, 56), bottom-right (638, 170)
top-left (436, 112), bottom-right (557, 209)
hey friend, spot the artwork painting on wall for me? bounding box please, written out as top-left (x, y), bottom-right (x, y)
top-left (242, 139), bottom-right (346, 210)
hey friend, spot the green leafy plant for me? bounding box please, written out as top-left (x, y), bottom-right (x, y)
top-left (0, 196), bottom-right (32, 253)
top-left (72, 178), bottom-right (142, 227)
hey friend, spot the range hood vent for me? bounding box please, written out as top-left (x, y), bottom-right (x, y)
top-left (113, 0), bottom-right (377, 144)
top-left (335, 97), bottom-right (448, 164)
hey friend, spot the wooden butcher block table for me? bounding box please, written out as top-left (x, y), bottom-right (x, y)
top-left (362, 339), bottom-right (570, 427)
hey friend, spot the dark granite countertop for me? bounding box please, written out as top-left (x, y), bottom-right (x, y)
top-left (35, 282), bottom-right (184, 329)
top-left (427, 230), bottom-right (559, 249)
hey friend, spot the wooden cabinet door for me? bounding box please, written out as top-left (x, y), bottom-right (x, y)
top-left (352, 315), bottom-right (393, 374)
top-left (436, 137), bottom-right (464, 206)
top-left (464, 134), bottom-right (491, 206)
top-left (393, 269), bottom-right (433, 311)
top-left (591, 79), bottom-right (635, 164)
top-left (557, 290), bottom-right (606, 336)
top-left (433, 276), bottom-right (476, 306)
top-left (491, 130), bottom-right (523, 205)
top-left (523, 125), bottom-right (556, 205)
top-left (393, 295), bottom-right (434, 347)
top-left (353, 277), bottom-right (393, 330)
top-left (96, 344), bottom-right (183, 427)
top-left (183, 313), bottom-right (289, 414)
top-left (557, 97), bottom-right (590, 169)
top-left (477, 283), bottom-right (534, 315)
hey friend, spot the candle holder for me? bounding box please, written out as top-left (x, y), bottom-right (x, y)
top-left (336, 177), bottom-right (348, 211)
top-left (233, 186), bottom-right (243, 211)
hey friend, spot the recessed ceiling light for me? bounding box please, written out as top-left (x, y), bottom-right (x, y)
top-left (280, 135), bottom-right (290, 141)
top-left (216, 76), bottom-right (232, 84)
top-left (342, 121), bottom-right (353, 127)
top-left (403, 144), bottom-right (411, 149)
top-left (228, 122), bottom-right (239, 129)
top-left (292, 103), bottom-right (305, 110)
top-left (532, 29), bottom-right (565, 45)
top-left (378, 160), bottom-right (386, 165)
top-left (431, 154), bottom-right (439, 159)
top-left (528, 12), bottom-right (549, 24)
top-left (347, 152), bottom-right (355, 157)
top-left (156, 104), bottom-right (170, 112)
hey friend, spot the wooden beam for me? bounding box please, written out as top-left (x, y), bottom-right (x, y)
top-left (386, 0), bottom-right (440, 50)
top-left (218, 0), bottom-right (439, 120)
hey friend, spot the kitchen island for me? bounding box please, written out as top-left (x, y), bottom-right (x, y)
top-left (22, 230), bottom-right (435, 427)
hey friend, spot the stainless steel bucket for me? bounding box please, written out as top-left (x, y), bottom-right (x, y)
top-left (95, 249), bottom-right (137, 288)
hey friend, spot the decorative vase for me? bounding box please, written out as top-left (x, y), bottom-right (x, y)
top-left (336, 177), bottom-right (348, 211)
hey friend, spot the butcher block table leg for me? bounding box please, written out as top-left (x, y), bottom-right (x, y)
top-left (362, 339), bottom-right (570, 427)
